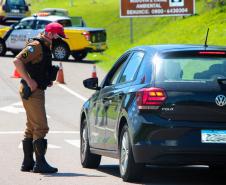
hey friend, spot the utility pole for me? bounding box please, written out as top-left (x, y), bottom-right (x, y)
top-left (70, 0), bottom-right (74, 6)
top-left (130, 17), bottom-right (134, 44)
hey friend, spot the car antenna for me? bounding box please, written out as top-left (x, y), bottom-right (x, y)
top-left (204, 28), bottom-right (209, 50)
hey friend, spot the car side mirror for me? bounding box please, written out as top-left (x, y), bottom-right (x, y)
top-left (83, 78), bottom-right (100, 90)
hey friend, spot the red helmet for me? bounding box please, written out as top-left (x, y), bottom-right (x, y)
top-left (45, 22), bottom-right (67, 38)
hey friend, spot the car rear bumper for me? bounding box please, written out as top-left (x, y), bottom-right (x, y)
top-left (132, 122), bottom-right (226, 165)
top-left (85, 42), bottom-right (107, 52)
top-left (133, 144), bottom-right (226, 165)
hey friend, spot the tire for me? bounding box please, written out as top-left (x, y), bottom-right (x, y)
top-left (119, 124), bottom-right (144, 182)
top-left (72, 51), bottom-right (87, 61)
top-left (80, 118), bottom-right (101, 168)
top-left (52, 42), bottom-right (70, 61)
top-left (0, 39), bottom-right (6, 56)
top-left (11, 50), bottom-right (20, 56)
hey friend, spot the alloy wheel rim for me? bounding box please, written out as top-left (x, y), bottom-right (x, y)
top-left (54, 46), bottom-right (66, 59)
top-left (120, 131), bottom-right (129, 175)
top-left (81, 125), bottom-right (87, 162)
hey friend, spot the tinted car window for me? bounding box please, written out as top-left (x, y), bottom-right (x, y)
top-left (119, 51), bottom-right (144, 83)
top-left (110, 63), bottom-right (124, 85)
top-left (71, 16), bottom-right (86, 27)
top-left (155, 57), bottom-right (226, 82)
top-left (15, 19), bottom-right (34, 29)
top-left (105, 53), bottom-right (131, 86)
top-left (6, 0), bottom-right (25, 5)
top-left (36, 20), bottom-right (51, 29)
top-left (57, 19), bottom-right (72, 27)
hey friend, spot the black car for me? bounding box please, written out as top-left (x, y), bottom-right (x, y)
top-left (80, 44), bottom-right (226, 182)
top-left (0, 0), bottom-right (31, 23)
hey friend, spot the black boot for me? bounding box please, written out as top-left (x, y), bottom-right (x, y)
top-left (33, 138), bottom-right (58, 173)
top-left (21, 138), bottom-right (35, 172)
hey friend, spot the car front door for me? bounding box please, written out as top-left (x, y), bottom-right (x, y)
top-left (6, 19), bottom-right (35, 49)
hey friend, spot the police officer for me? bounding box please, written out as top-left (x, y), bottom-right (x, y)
top-left (13, 22), bottom-right (67, 173)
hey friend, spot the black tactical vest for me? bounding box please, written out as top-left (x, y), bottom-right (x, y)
top-left (25, 38), bottom-right (52, 90)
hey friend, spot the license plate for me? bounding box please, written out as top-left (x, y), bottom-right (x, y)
top-left (7, 13), bottom-right (23, 16)
top-left (201, 130), bottom-right (226, 144)
top-left (11, 9), bottom-right (20, 13)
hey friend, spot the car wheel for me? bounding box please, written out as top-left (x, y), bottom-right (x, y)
top-left (72, 51), bottom-right (87, 61)
top-left (119, 124), bottom-right (144, 182)
top-left (52, 43), bottom-right (70, 61)
top-left (80, 118), bottom-right (101, 168)
top-left (0, 40), bottom-right (6, 56)
top-left (11, 50), bottom-right (20, 56)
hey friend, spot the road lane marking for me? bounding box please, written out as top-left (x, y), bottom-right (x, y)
top-left (0, 102), bottom-right (25, 114)
top-left (0, 131), bottom-right (79, 134)
top-left (0, 102), bottom-right (50, 118)
top-left (65, 139), bottom-right (80, 148)
top-left (18, 142), bottom-right (61, 149)
top-left (57, 84), bottom-right (87, 102)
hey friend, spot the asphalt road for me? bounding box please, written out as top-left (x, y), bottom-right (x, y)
top-left (0, 53), bottom-right (226, 185)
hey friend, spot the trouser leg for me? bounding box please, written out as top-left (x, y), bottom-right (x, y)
top-left (21, 89), bottom-right (49, 140)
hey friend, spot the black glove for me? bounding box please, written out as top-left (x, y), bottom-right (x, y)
top-left (20, 79), bottom-right (32, 100)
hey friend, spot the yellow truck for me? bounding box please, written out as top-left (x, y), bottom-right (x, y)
top-left (0, 14), bottom-right (107, 61)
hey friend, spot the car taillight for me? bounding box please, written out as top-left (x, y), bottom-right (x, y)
top-left (82, 32), bottom-right (90, 41)
top-left (136, 87), bottom-right (167, 110)
top-left (199, 51), bottom-right (226, 55)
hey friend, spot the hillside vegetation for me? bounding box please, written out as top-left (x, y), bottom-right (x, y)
top-left (28, 0), bottom-right (226, 71)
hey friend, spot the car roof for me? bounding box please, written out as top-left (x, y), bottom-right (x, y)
top-left (131, 44), bottom-right (226, 53)
top-left (21, 15), bottom-right (70, 22)
top-left (40, 8), bottom-right (68, 12)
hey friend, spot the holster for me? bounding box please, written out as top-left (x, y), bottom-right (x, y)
top-left (20, 79), bottom-right (32, 100)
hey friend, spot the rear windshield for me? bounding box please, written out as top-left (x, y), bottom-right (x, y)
top-left (6, 0), bottom-right (25, 5)
top-left (155, 56), bottom-right (226, 82)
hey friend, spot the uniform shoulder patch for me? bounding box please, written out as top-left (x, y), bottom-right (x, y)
top-left (22, 51), bottom-right (29, 59)
top-left (27, 45), bottom-right (35, 53)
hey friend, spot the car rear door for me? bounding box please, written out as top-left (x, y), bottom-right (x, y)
top-left (104, 51), bottom-right (145, 151)
top-left (92, 52), bottom-right (131, 150)
top-left (154, 52), bottom-right (226, 124)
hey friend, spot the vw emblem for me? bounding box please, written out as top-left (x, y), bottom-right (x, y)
top-left (215, 95), bottom-right (226, 107)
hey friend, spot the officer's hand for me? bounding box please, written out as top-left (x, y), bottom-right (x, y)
top-left (27, 79), bottom-right (38, 92)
